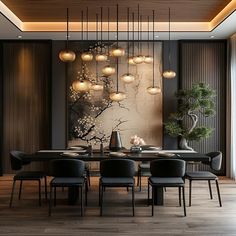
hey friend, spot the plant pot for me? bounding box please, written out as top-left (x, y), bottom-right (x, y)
top-left (179, 137), bottom-right (194, 151)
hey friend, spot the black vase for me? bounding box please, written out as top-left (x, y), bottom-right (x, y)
top-left (109, 131), bottom-right (122, 151)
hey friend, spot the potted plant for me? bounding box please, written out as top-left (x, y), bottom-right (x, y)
top-left (164, 83), bottom-right (216, 150)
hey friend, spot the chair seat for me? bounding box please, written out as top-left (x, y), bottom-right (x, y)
top-left (50, 177), bottom-right (85, 187)
top-left (185, 171), bottom-right (217, 180)
top-left (14, 171), bottom-right (46, 180)
top-left (100, 177), bottom-right (134, 186)
top-left (149, 177), bottom-right (184, 187)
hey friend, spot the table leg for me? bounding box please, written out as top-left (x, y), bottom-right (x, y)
top-left (68, 187), bottom-right (78, 205)
top-left (153, 187), bottom-right (164, 205)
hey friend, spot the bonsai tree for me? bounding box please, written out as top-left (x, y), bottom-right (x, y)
top-left (165, 82), bottom-right (216, 150)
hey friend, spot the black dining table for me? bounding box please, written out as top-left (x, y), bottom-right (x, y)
top-left (22, 150), bottom-right (210, 205)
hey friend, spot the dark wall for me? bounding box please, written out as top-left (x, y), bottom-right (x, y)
top-left (179, 40), bottom-right (227, 174)
top-left (1, 41), bottom-right (51, 173)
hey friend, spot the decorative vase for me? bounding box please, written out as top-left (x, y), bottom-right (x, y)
top-left (130, 145), bottom-right (142, 153)
top-left (179, 137), bottom-right (194, 151)
top-left (109, 131), bottom-right (123, 151)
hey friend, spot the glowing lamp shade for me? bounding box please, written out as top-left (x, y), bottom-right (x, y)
top-left (95, 53), bottom-right (108, 62)
top-left (91, 83), bottom-right (104, 91)
top-left (72, 80), bottom-right (91, 92)
top-left (162, 70), bottom-right (176, 79)
top-left (147, 86), bottom-right (161, 95)
top-left (109, 92), bottom-right (126, 102)
top-left (133, 55), bottom-right (144, 64)
top-left (144, 55), bottom-right (153, 64)
top-left (110, 47), bottom-right (125, 57)
top-left (59, 50), bottom-right (76, 62)
top-left (81, 52), bottom-right (93, 61)
top-left (121, 73), bottom-right (135, 84)
top-left (128, 57), bottom-right (136, 65)
top-left (102, 65), bottom-right (115, 76)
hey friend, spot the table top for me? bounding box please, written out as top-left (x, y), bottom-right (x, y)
top-left (22, 150), bottom-right (210, 162)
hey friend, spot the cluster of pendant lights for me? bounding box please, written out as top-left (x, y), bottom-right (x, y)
top-left (59, 5), bottom-right (176, 101)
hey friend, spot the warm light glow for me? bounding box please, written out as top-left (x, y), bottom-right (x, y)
top-left (128, 57), bottom-right (136, 65)
top-left (110, 47), bottom-right (125, 57)
top-left (59, 50), bottom-right (76, 62)
top-left (91, 83), bottom-right (104, 91)
top-left (144, 55), bottom-right (153, 64)
top-left (163, 70), bottom-right (176, 79)
top-left (102, 65), bottom-right (116, 76)
top-left (109, 92), bottom-right (126, 102)
top-left (72, 80), bottom-right (91, 92)
top-left (81, 52), bottom-right (93, 61)
top-left (120, 73), bottom-right (135, 83)
top-left (133, 55), bottom-right (145, 64)
top-left (95, 53), bottom-right (108, 62)
top-left (147, 86), bottom-right (161, 95)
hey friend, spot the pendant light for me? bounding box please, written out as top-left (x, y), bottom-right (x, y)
top-left (147, 10), bottom-right (161, 95)
top-left (128, 12), bottom-right (136, 65)
top-left (81, 7), bottom-right (93, 61)
top-left (110, 4), bottom-right (125, 57)
top-left (121, 7), bottom-right (135, 84)
top-left (110, 4), bottom-right (126, 102)
top-left (59, 8), bottom-right (76, 62)
top-left (144, 16), bottom-right (153, 64)
top-left (162, 8), bottom-right (176, 79)
top-left (102, 7), bottom-right (116, 76)
top-left (96, 7), bottom-right (108, 62)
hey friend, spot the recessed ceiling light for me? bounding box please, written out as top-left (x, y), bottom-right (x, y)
top-left (17, 35), bottom-right (22, 39)
top-left (210, 35), bottom-right (215, 39)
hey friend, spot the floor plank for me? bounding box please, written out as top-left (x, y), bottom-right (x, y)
top-left (0, 175), bottom-right (236, 236)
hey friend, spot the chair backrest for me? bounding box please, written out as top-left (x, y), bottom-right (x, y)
top-left (100, 159), bottom-right (136, 177)
top-left (206, 151), bottom-right (222, 171)
top-left (49, 159), bottom-right (85, 177)
top-left (10, 151), bottom-right (26, 171)
top-left (150, 159), bottom-right (186, 177)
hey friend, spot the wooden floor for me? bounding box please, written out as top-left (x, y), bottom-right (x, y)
top-left (0, 175), bottom-right (236, 236)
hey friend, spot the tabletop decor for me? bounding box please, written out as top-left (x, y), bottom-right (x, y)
top-left (130, 135), bottom-right (146, 153)
top-left (165, 82), bottom-right (216, 150)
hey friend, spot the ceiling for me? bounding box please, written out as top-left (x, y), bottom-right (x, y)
top-left (0, 0), bottom-right (236, 40)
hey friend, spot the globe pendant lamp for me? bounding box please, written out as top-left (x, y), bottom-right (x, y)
top-left (72, 79), bottom-right (92, 92)
top-left (144, 16), bottom-right (153, 64)
top-left (121, 7), bottom-right (135, 84)
top-left (59, 8), bottom-right (76, 62)
top-left (110, 4), bottom-right (125, 57)
top-left (162, 8), bottom-right (176, 79)
top-left (147, 10), bottom-right (161, 95)
top-left (102, 65), bottom-right (115, 76)
top-left (81, 7), bottom-right (93, 62)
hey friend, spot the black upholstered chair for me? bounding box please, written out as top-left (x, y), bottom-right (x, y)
top-left (185, 151), bottom-right (222, 207)
top-left (48, 159), bottom-right (86, 216)
top-left (9, 150), bottom-right (47, 207)
top-left (148, 159), bottom-right (186, 216)
top-left (99, 159), bottom-right (136, 216)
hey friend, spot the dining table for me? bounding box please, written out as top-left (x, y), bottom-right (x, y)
top-left (22, 149), bottom-right (210, 205)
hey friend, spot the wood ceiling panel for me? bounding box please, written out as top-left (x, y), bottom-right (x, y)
top-left (1, 0), bottom-right (231, 22)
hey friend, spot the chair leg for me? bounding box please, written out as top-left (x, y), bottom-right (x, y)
top-left (87, 169), bottom-right (91, 187)
top-left (179, 187), bottom-right (181, 206)
top-left (44, 176), bottom-right (48, 200)
top-left (99, 182), bottom-right (101, 206)
top-left (189, 179), bottom-right (192, 207)
top-left (127, 187), bottom-right (129, 192)
top-left (139, 169), bottom-right (142, 191)
top-left (132, 186), bottom-right (135, 216)
top-left (38, 179), bottom-right (41, 206)
top-left (9, 180), bottom-right (16, 207)
top-left (215, 179), bottom-right (222, 207)
top-left (18, 180), bottom-right (23, 200)
top-left (100, 186), bottom-right (104, 216)
top-left (152, 186), bottom-right (154, 216)
top-left (80, 186), bottom-right (83, 216)
top-left (85, 182), bottom-right (88, 206)
top-left (147, 182), bottom-right (150, 206)
top-left (208, 180), bottom-right (213, 199)
top-left (182, 187), bottom-right (186, 217)
top-left (54, 187), bottom-right (57, 206)
top-left (49, 185), bottom-right (53, 216)
top-left (137, 168), bottom-right (140, 188)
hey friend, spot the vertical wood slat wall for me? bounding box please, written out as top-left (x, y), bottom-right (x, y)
top-left (179, 41), bottom-right (227, 175)
top-left (1, 41), bottom-right (51, 174)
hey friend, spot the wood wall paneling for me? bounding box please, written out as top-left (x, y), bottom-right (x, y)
top-left (2, 41), bottom-right (51, 174)
top-left (180, 40), bottom-right (227, 175)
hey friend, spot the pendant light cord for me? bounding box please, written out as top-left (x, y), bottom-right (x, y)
top-left (137, 4), bottom-right (140, 54)
top-left (147, 16), bottom-right (150, 53)
top-left (107, 7), bottom-right (110, 57)
top-left (132, 12), bottom-right (135, 57)
top-left (101, 7), bottom-right (103, 53)
top-left (152, 10), bottom-right (155, 87)
top-left (168, 7), bottom-right (171, 70)
top-left (127, 7), bottom-right (130, 72)
top-left (86, 7), bottom-right (88, 41)
top-left (81, 10), bottom-right (83, 41)
top-left (66, 8), bottom-right (69, 50)
top-left (96, 14), bottom-right (98, 79)
top-left (116, 4), bottom-right (119, 92)
top-left (140, 15), bottom-right (142, 55)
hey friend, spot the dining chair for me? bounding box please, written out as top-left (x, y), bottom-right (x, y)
top-left (48, 159), bottom-right (86, 216)
top-left (9, 150), bottom-right (47, 207)
top-left (148, 159), bottom-right (186, 216)
top-left (99, 159), bottom-right (136, 216)
top-left (185, 151), bottom-right (222, 207)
